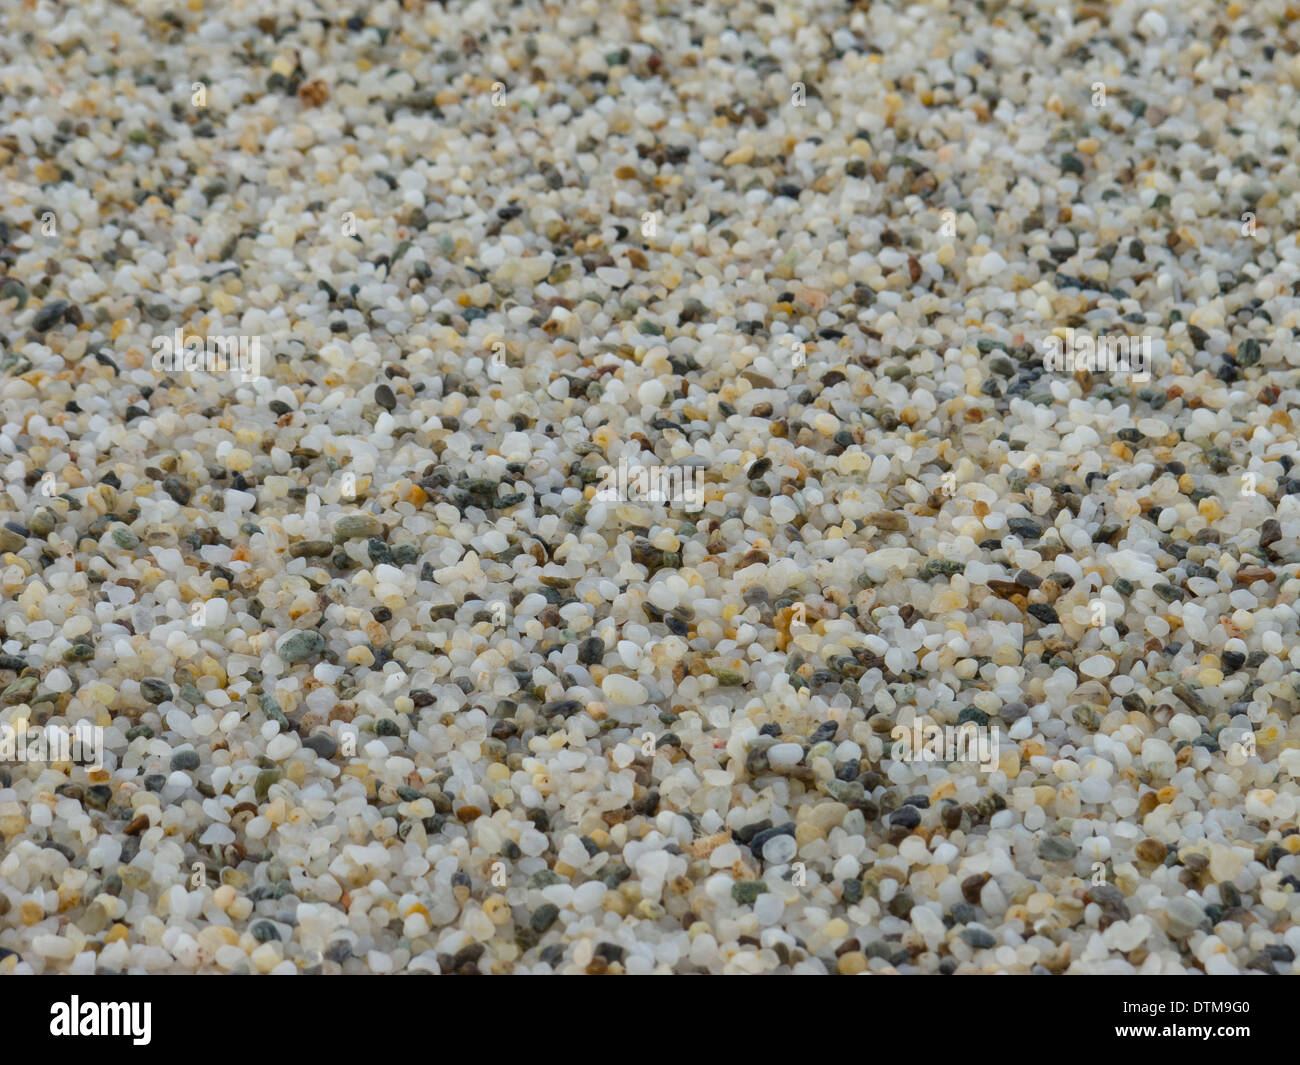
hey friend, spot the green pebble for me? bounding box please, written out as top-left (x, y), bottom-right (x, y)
top-left (2, 676), bottom-right (37, 704)
top-left (254, 769), bottom-right (282, 800)
top-left (29, 507), bottom-right (57, 537)
top-left (170, 749), bottom-right (200, 772)
top-left (332, 513), bottom-right (383, 541)
top-left (527, 870), bottom-right (563, 889)
top-left (731, 881), bottom-right (767, 905)
top-left (1036, 836), bottom-right (1078, 861)
top-left (251, 920), bottom-right (280, 942)
top-left (278, 630), bottom-right (325, 663)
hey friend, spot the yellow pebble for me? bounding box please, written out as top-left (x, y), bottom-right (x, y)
top-left (823, 918), bottom-right (850, 940)
top-left (1027, 892), bottom-right (1054, 914)
top-left (837, 951), bottom-right (868, 974)
top-left (931, 779), bottom-right (956, 802)
top-left (345, 645), bottom-right (375, 667)
top-left (795, 823), bottom-right (825, 845)
top-left (1197, 498), bottom-right (1224, 522)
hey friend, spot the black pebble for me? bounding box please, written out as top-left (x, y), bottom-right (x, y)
top-left (889, 806), bottom-right (921, 830)
top-left (32, 299), bottom-right (70, 332)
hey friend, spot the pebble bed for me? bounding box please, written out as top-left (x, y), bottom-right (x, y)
top-left (1, 0), bottom-right (1300, 975)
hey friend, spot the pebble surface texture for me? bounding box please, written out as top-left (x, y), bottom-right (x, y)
top-left (1, 0), bottom-right (1300, 975)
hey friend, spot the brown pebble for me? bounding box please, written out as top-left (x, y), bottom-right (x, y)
top-left (328, 703), bottom-right (357, 723)
top-left (867, 511), bottom-right (909, 532)
top-left (456, 805), bottom-right (482, 823)
top-left (1260, 519), bottom-right (1282, 552)
top-left (298, 79), bottom-right (330, 107)
top-left (124, 813), bottom-right (149, 836)
top-left (1135, 838), bottom-right (1167, 864)
top-left (961, 872), bottom-right (990, 904)
top-left (833, 937), bottom-right (861, 957)
top-left (740, 369), bottom-right (777, 389)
